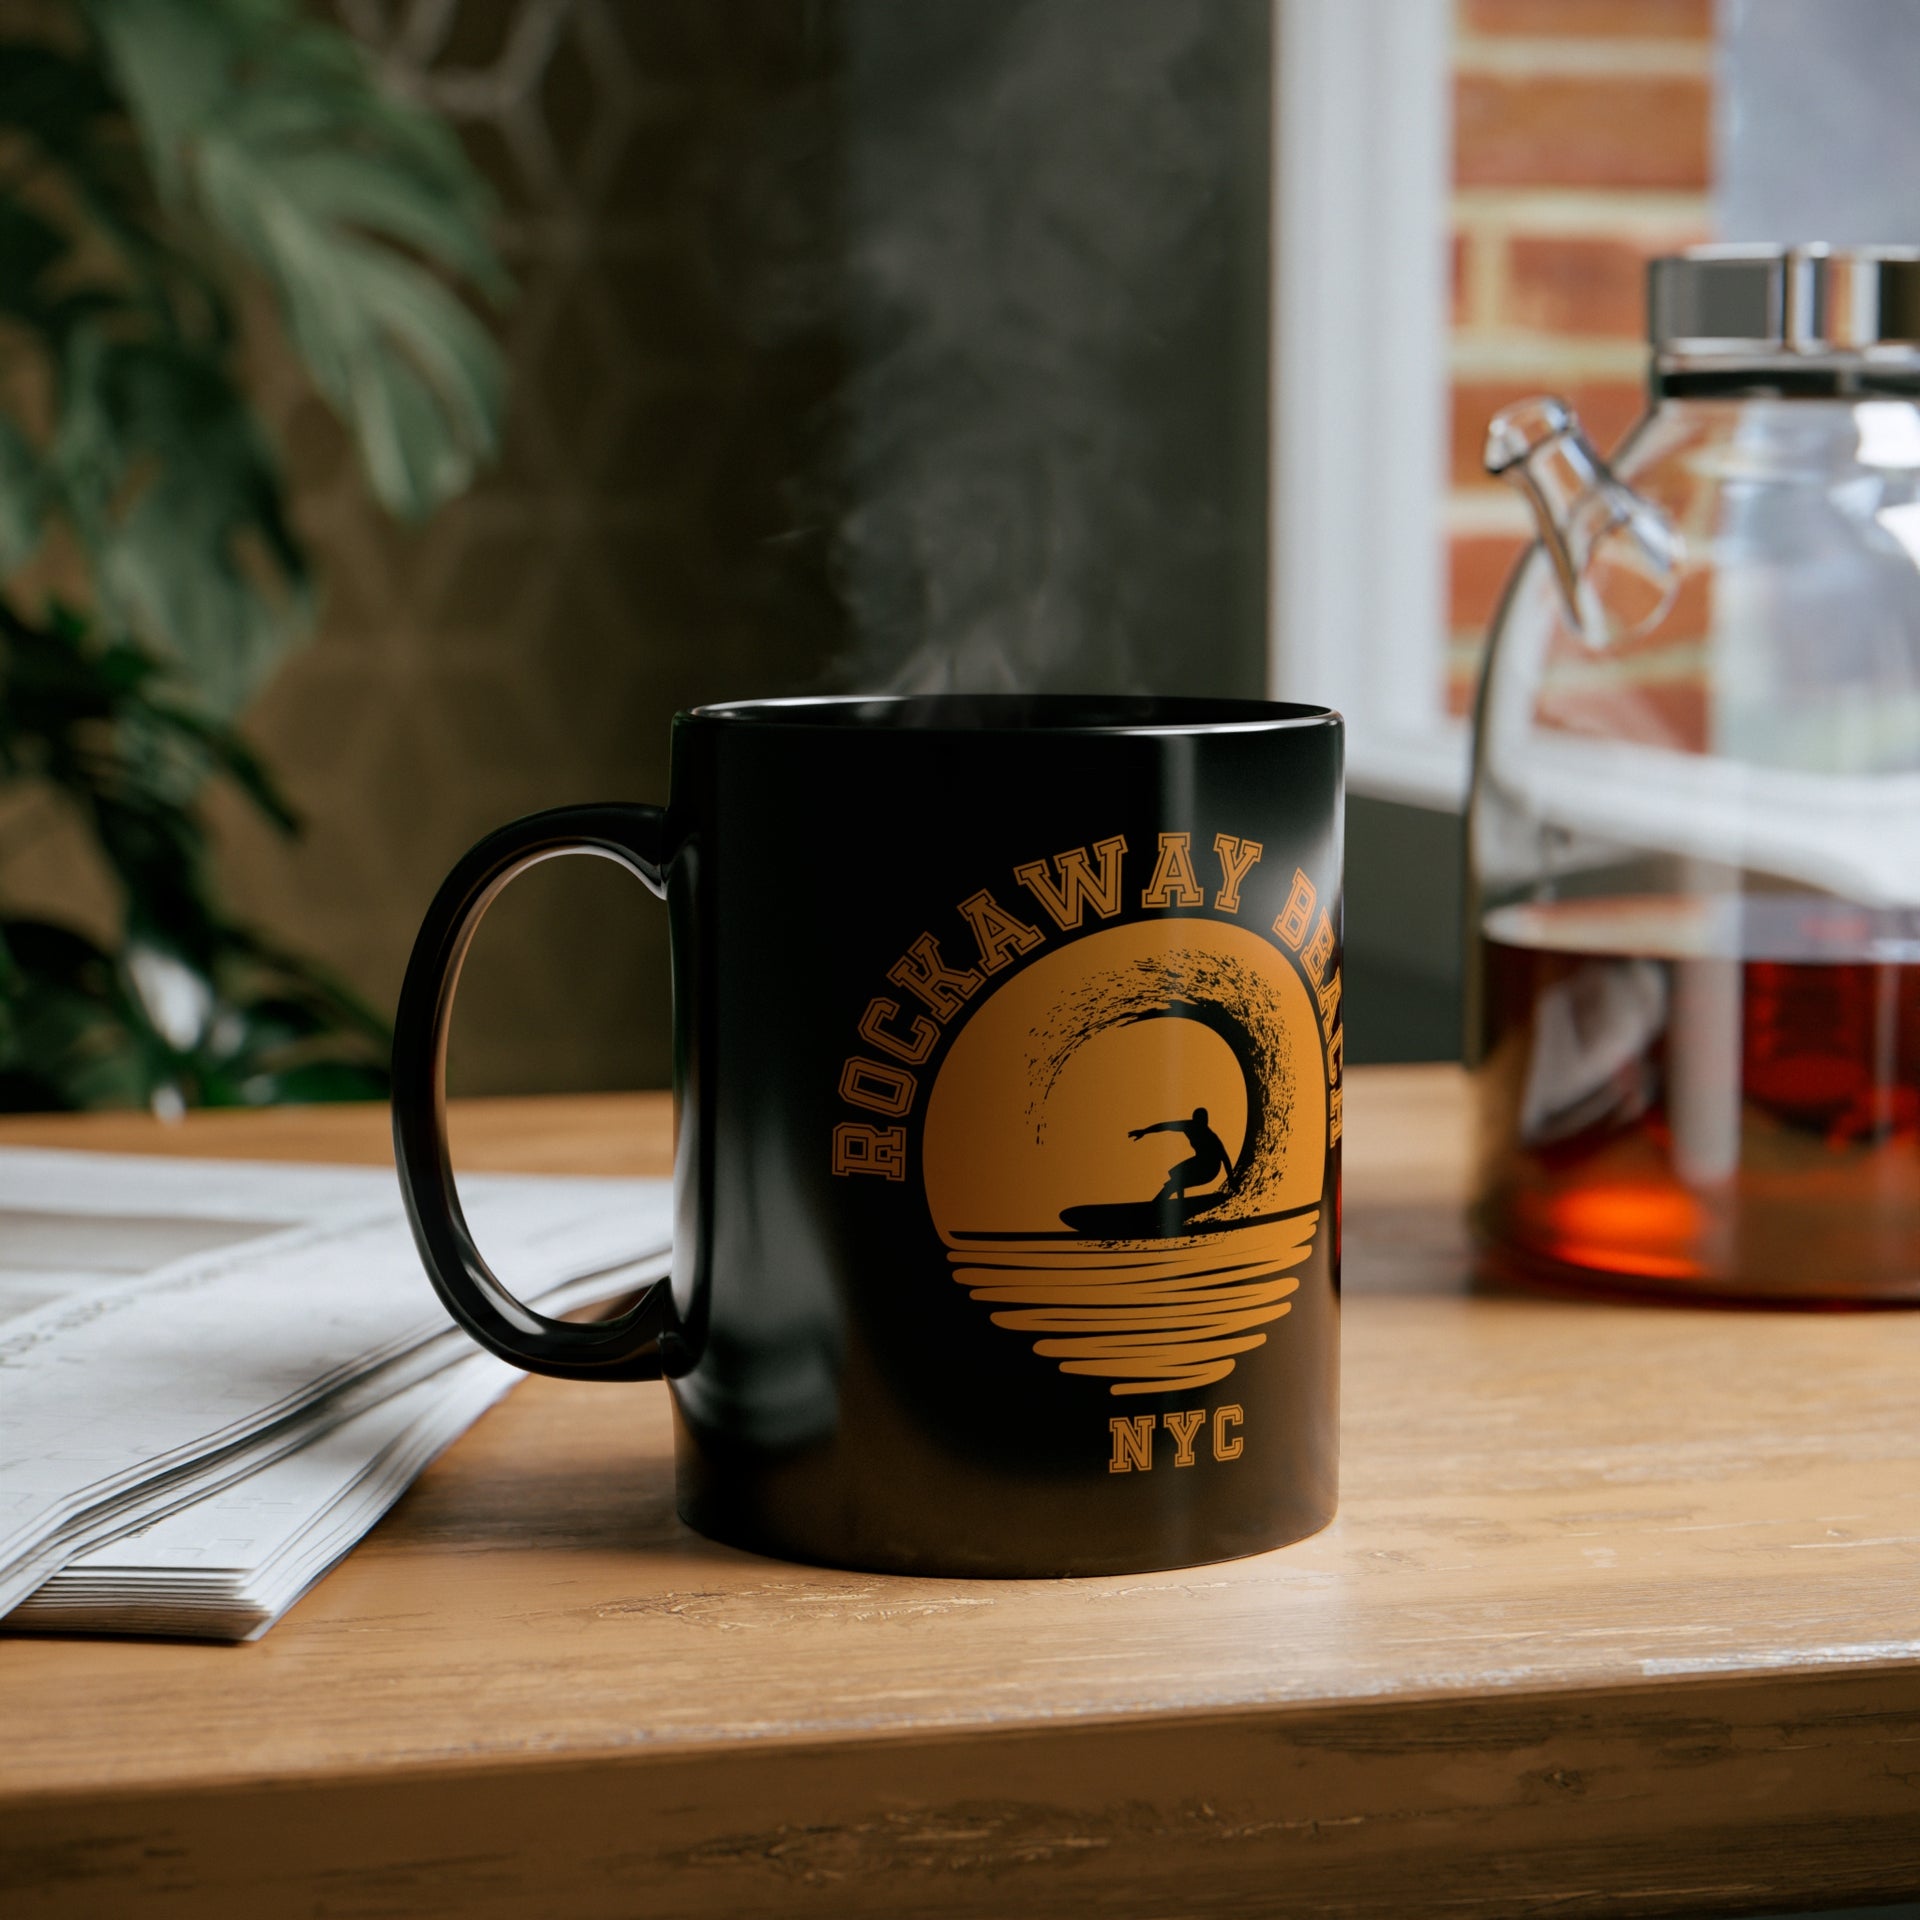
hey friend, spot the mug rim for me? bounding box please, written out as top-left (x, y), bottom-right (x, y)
top-left (683, 694), bottom-right (1341, 736)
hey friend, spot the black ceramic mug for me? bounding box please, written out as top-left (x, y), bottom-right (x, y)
top-left (392, 695), bottom-right (1344, 1576)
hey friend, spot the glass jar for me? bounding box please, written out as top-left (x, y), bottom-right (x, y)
top-left (1469, 245), bottom-right (1920, 1303)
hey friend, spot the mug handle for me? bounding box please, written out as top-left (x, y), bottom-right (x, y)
top-left (391, 803), bottom-right (677, 1381)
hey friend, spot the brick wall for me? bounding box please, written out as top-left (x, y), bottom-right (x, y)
top-left (1444, 0), bottom-right (1714, 714)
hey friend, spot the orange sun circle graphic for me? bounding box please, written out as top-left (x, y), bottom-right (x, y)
top-left (922, 918), bottom-right (1326, 1396)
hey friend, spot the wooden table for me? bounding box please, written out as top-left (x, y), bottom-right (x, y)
top-left (2, 1067), bottom-right (1917, 1919)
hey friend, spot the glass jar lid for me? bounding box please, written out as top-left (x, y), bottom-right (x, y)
top-left (1650, 244), bottom-right (1920, 362)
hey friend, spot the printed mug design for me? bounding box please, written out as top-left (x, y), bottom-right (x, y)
top-left (830, 830), bottom-right (1340, 1402)
top-left (923, 918), bottom-right (1325, 1395)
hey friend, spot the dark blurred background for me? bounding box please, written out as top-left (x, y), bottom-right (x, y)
top-left (200, 0), bottom-right (1275, 1097)
top-left (4, 0), bottom-right (1769, 1108)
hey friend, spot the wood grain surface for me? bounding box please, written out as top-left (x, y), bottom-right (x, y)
top-left (3, 1068), bottom-right (1918, 1918)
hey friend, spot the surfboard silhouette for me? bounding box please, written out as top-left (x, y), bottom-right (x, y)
top-left (1056, 1192), bottom-right (1228, 1238)
top-left (1056, 1106), bottom-right (1233, 1240)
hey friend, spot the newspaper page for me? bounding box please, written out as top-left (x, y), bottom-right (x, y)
top-left (0, 1149), bottom-right (672, 1629)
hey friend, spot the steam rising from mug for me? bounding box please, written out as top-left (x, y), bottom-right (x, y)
top-left (807, 1), bottom-right (1267, 694)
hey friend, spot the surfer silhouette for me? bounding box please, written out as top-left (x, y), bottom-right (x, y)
top-left (1128, 1108), bottom-right (1231, 1201)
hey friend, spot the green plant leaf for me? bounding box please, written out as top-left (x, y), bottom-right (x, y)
top-left (230, 1059), bottom-right (388, 1105)
top-left (0, 39), bottom-right (197, 326)
top-left (0, 0), bottom-right (483, 1112)
top-left (86, 0), bottom-right (509, 521)
top-left (45, 326), bottom-right (312, 710)
top-left (0, 46), bottom-right (118, 154)
top-left (0, 198), bottom-right (70, 323)
top-left (0, 917), bottom-right (152, 1110)
top-left (144, 697), bottom-right (299, 832)
top-left (0, 416), bottom-right (46, 571)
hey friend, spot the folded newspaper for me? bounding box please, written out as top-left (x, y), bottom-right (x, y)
top-left (0, 1147), bottom-right (671, 1641)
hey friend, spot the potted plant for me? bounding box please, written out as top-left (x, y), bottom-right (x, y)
top-left (0, 0), bottom-right (504, 1110)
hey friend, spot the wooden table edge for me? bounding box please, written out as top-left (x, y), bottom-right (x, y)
top-left (5, 1662), bottom-right (1918, 1917)
top-left (5, 1652), bottom-right (1919, 1811)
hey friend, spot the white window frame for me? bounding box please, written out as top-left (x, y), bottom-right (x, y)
top-left (1268, 0), bottom-right (1467, 811)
